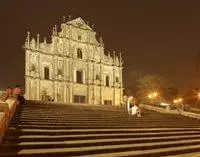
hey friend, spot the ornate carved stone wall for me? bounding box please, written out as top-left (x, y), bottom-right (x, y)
top-left (24, 17), bottom-right (123, 106)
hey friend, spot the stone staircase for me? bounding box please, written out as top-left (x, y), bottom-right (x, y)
top-left (0, 101), bottom-right (200, 157)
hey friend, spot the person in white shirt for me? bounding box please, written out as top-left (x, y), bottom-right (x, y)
top-left (127, 96), bottom-right (141, 117)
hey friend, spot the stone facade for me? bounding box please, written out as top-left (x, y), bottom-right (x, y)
top-left (24, 17), bottom-right (123, 106)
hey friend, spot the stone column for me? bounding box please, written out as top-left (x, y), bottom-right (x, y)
top-left (69, 83), bottom-right (73, 103)
top-left (64, 83), bottom-right (67, 103)
top-left (119, 52), bottom-right (123, 104)
top-left (25, 78), bottom-right (30, 100)
top-left (86, 44), bottom-right (90, 104)
top-left (36, 34), bottom-right (40, 51)
top-left (92, 46), bottom-right (95, 105)
top-left (68, 26), bottom-right (73, 103)
top-left (100, 50), bottom-right (103, 105)
top-left (113, 51), bottom-right (116, 106)
top-left (54, 82), bottom-right (57, 102)
top-left (36, 79), bottom-right (40, 100)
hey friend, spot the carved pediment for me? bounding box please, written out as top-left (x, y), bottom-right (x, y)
top-left (66, 17), bottom-right (93, 31)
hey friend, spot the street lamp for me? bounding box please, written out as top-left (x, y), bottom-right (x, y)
top-left (152, 92), bottom-right (158, 97)
top-left (173, 97), bottom-right (183, 113)
top-left (147, 91), bottom-right (158, 104)
top-left (198, 93), bottom-right (200, 99)
top-left (173, 99), bottom-right (178, 104)
top-left (148, 92), bottom-right (158, 99)
top-left (178, 98), bottom-right (183, 103)
top-left (173, 98), bottom-right (183, 104)
top-left (148, 94), bottom-right (153, 99)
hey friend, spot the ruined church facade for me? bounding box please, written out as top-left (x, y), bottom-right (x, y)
top-left (24, 17), bottom-right (123, 106)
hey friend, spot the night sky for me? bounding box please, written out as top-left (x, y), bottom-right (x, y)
top-left (1, 0), bottom-right (200, 92)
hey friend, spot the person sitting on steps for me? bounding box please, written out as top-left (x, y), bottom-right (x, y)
top-left (127, 96), bottom-right (142, 117)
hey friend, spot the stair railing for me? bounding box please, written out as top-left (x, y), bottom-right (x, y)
top-left (0, 97), bottom-right (19, 144)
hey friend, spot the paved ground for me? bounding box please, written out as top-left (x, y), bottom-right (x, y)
top-left (0, 101), bottom-right (200, 156)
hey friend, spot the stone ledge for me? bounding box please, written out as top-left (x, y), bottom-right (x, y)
top-left (140, 104), bottom-right (177, 114)
top-left (140, 104), bottom-right (200, 120)
top-left (181, 111), bottom-right (200, 120)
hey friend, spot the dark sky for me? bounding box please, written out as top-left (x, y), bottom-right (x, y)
top-left (1, 0), bottom-right (200, 91)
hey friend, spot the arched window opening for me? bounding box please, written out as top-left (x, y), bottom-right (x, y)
top-left (44, 67), bottom-right (50, 80)
top-left (77, 48), bottom-right (83, 59)
top-left (106, 76), bottom-right (109, 87)
top-left (76, 70), bottom-right (83, 83)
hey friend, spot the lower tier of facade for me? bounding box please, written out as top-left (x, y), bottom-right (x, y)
top-left (25, 78), bottom-right (123, 106)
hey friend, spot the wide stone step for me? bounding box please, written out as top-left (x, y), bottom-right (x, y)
top-left (83, 144), bottom-right (200, 157)
top-left (3, 134), bottom-right (200, 148)
top-left (1, 141), bottom-right (200, 157)
top-left (1, 101), bottom-right (200, 157)
top-left (11, 119), bottom-right (197, 125)
top-left (8, 124), bottom-right (200, 130)
top-left (5, 129), bottom-right (200, 138)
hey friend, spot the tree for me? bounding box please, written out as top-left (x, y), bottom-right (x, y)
top-left (123, 68), bottom-right (144, 96)
top-left (135, 74), bottom-right (169, 101)
top-left (162, 87), bottom-right (178, 102)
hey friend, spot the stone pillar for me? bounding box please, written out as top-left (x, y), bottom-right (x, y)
top-left (64, 83), bottom-right (67, 103)
top-left (54, 82), bottom-right (57, 102)
top-left (100, 47), bottom-right (103, 105)
top-left (27, 31), bottom-right (30, 49)
top-left (36, 34), bottom-right (40, 51)
top-left (119, 52), bottom-right (123, 104)
top-left (25, 50), bottom-right (30, 77)
top-left (113, 51), bottom-right (116, 106)
top-left (92, 46), bottom-right (95, 105)
top-left (69, 83), bottom-right (73, 103)
top-left (36, 79), bottom-right (40, 100)
top-left (68, 28), bottom-right (73, 103)
top-left (25, 78), bottom-right (30, 100)
top-left (87, 61), bottom-right (90, 104)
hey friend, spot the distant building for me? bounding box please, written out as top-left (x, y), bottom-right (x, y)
top-left (24, 17), bottom-right (123, 106)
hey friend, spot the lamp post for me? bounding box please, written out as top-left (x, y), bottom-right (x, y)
top-left (173, 97), bottom-right (183, 113)
top-left (195, 93), bottom-right (200, 108)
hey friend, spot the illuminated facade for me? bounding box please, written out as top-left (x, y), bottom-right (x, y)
top-left (24, 17), bottom-right (123, 106)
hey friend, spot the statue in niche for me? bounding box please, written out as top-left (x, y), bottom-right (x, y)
top-left (57, 42), bottom-right (63, 54)
top-left (41, 89), bottom-right (52, 101)
top-left (41, 90), bottom-right (47, 101)
top-left (57, 86), bottom-right (62, 101)
top-left (58, 69), bottom-right (63, 76)
top-left (30, 64), bottom-right (36, 72)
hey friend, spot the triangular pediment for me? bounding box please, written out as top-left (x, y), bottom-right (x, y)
top-left (66, 17), bottom-right (93, 31)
